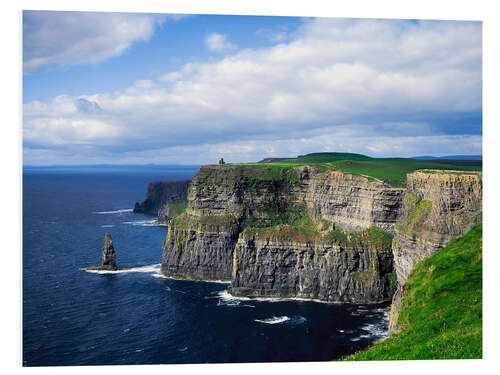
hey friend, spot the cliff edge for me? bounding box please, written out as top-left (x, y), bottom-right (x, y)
top-left (134, 180), bottom-right (190, 224)
top-left (389, 170), bottom-right (482, 332)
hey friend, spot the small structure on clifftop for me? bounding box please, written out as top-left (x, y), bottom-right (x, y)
top-left (84, 233), bottom-right (118, 271)
top-left (218, 157), bottom-right (225, 165)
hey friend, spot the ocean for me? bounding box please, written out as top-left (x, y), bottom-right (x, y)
top-left (22, 166), bottom-right (390, 366)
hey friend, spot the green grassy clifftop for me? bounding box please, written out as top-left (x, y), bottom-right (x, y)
top-left (346, 223), bottom-right (482, 360)
top-left (232, 152), bottom-right (482, 187)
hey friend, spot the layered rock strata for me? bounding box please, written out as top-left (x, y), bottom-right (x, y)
top-left (161, 165), bottom-right (403, 298)
top-left (160, 165), bottom-right (481, 306)
top-left (389, 170), bottom-right (482, 332)
top-left (230, 227), bottom-right (396, 303)
top-left (161, 214), bottom-right (239, 280)
top-left (296, 168), bottom-right (404, 232)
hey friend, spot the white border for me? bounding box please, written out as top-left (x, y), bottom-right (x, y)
top-left (2, 1), bottom-right (498, 374)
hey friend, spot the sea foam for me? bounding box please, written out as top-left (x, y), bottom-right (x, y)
top-left (93, 209), bottom-right (133, 214)
top-left (122, 219), bottom-right (161, 227)
top-left (254, 316), bottom-right (290, 324)
top-left (350, 307), bottom-right (390, 342)
top-left (215, 290), bottom-right (341, 305)
top-left (83, 264), bottom-right (161, 275)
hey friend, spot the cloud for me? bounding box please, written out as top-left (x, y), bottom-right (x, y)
top-left (75, 98), bottom-right (103, 114)
top-left (204, 32), bottom-right (237, 52)
top-left (23, 17), bottom-right (482, 165)
top-left (256, 26), bottom-right (290, 43)
top-left (23, 11), bottom-right (165, 73)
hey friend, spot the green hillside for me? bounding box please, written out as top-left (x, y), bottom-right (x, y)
top-left (230, 153), bottom-right (482, 187)
top-left (346, 223), bottom-right (483, 360)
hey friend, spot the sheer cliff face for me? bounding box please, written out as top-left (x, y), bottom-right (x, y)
top-left (393, 171), bottom-right (482, 286)
top-left (297, 168), bottom-right (404, 232)
top-left (133, 180), bottom-right (191, 223)
top-left (160, 166), bottom-right (482, 305)
top-left (161, 215), bottom-right (239, 280)
top-left (185, 165), bottom-right (404, 230)
top-left (389, 171), bottom-right (482, 331)
top-left (230, 228), bottom-right (396, 303)
top-left (161, 165), bottom-right (402, 300)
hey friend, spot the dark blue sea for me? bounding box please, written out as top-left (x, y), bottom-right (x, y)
top-left (22, 166), bottom-right (390, 367)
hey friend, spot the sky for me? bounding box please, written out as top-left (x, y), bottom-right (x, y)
top-left (22, 11), bottom-right (482, 165)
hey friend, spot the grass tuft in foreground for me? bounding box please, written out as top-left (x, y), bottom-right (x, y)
top-left (346, 223), bottom-right (482, 360)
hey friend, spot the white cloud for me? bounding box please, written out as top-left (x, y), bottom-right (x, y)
top-left (23, 133), bottom-right (482, 166)
top-left (23, 18), bottom-right (482, 165)
top-left (23, 11), bottom-right (165, 73)
top-left (256, 26), bottom-right (289, 43)
top-left (204, 32), bottom-right (237, 52)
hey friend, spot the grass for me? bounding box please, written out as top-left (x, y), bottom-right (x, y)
top-left (346, 223), bottom-right (482, 360)
top-left (242, 214), bottom-right (393, 250)
top-left (229, 152), bottom-right (482, 187)
top-left (395, 193), bottom-right (433, 236)
top-left (164, 201), bottom-right (187, 219)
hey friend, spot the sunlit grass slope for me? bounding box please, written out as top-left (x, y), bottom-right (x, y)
top-left (346, 223), bottom-right (482, 360)
top-left (230, 153), bottom-right (482, 187)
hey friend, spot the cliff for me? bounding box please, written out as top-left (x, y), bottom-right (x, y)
top-left (347, 224), bottom-right (482, 360)
top-left (389, 170), bottom-right (482, 331)
top-left (161, 213), bottom-right (240, 280)
top-left (161, 165), bottom-right (403, 300)
top-left (160, 165), bottom-right (481, 306)
top-left (230, 225), bottom-right (396, 303)
top-left (133, 180), bottom-right (190, 223)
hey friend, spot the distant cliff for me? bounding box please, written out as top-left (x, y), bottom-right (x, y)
top-left (134, 180), bottom-right (191, 223)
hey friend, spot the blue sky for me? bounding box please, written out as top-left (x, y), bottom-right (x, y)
top-left (23, 14), bottom-right (302, 103)
top-left (22, 11), bottom-right (482, 165)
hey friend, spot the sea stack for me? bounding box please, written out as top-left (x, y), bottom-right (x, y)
top-left (84, 233), bottom-right (118, 271)
top-left (101, 233), bottom-right (117, 270)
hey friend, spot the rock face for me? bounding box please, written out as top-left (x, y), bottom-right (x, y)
top-left (101, 233), bottom-right (117, 270)
top-left (161, 165), bottom-right (403, 300)
top-left (160, 165), bottom-right (481, 305)
top-left (388, 170), bottom-right (482, 332)
top-left (133, 180), bottom-right (191, 224)
top-left (85, 233), bottom-right (118, 271)
top-left (161, 214), bottom-right (240, 280)
top-left (296, 168), bottom-right (404, 232)
top-left (183, 165), bottom-right (404, 230)
top-left (230, 227), bottom-right (396, 303)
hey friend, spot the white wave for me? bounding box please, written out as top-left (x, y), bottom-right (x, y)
top-left (122, 219), bottom-right (159, 227)
top-left (93, 208), bottom-right (133, 214)
top-left (215, 290), bottom-right (341, 305)
top-left (83, 264), bottom-right (161, 275)
top-left (255, 316), bottom-right (290, 324)
top-left (351, 307), bottom-right (391, 343)
top-left (153, 274), bottom-right (231, 284)
top-left (100, 225), bottom-right (115, 228)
